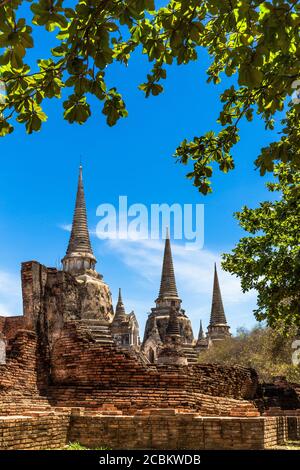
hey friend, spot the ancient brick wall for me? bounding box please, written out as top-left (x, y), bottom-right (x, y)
top-left (2, 316), bottom-right (25, 341)
top-left (0, 319), bottom-right (297, 450)
top-left (51, 322), bottom-right (257, 395)
top-left (0, 316), bottom-right (5, 333)
top-left (182, 364), bottom-right (257, 400)
top-left (257, 379), bottom-right (300, 411)
top-left (21, 261), bottom-right (80, 334)
top-left (21, 261), bottom-right (48, 329)
top-left (21, 261), bottom-right (113, 349)
top-left (287, 416), bottom-right (300, 439)
top-left (0, 330), bottom-right (38, 394)
top-left (263, 416), bottom-right (288, 447)
top-left (0, 329), bottom-right (51, 415)
top-left (0, 303), bottom-right (259, 418)
top-left (0, 414), bottom-right (70, 450)
top-left (68, 413), bottom-right (293, 450)
top-left (0, 411), bottom-right (296, 450)
top-left (48, 387), bottom-right (260, 417)
top-left (47, 321), bottom-right (259, 414)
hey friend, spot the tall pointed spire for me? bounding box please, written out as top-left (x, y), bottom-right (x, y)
top-left (209, 264), bottom-right (227, 325)
top-left (66, 166), bottom-right (93, 256)
top-left (198, 320), bottom-right (205, 341)
top-left (196, 318), bottom-right (208, 349)
top-left (113, 288), bottom-right (126, 321)
top-left (62, 166), bottom-right (96, 274)
top-left (117, 287), bottom-right (123, 304)
top-left (157, 228), bottom-right (179, 301)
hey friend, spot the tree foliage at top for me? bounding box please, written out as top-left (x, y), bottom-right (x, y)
top-left (222, 161), bottom-right (300, 331)
top-left (0, 0), bottom-right (300, 193)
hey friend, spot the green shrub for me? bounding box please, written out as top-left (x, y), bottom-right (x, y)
top-left (199, 326), bottom-right (300, 383)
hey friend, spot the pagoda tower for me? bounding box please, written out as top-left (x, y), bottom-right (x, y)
top-left (156, 227), bottom-right (181, 309)
top-left (113, 288), bottom-right (127, 322)
top-left (62, 166), bottom-right (96, 274)
top-left (142, 229), bottom-right (194, 361)
top-left (195, 319), bottom-right (209, 351)
top-left (61, 166), bottom-right (113, 322)
top-left (111, 288), bottom-right (140, 349)
top-left (207, 264), bottom-right (231, 342)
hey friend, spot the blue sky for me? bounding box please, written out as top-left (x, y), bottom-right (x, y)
top-left (0, 9), bottom-right (281, 337)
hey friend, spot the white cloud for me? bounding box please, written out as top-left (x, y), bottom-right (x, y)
top-left (58, 223), bottom-right (72, 232)
top-left (105, 237), bottom-right (252, 301)
top-left (0, 270), bottom-right (22, 317)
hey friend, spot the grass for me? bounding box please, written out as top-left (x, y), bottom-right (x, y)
top-left (270, 441), bottom-right (300, 450)
top-left (63, 441), bottom-right (300, 451)
top-left (64, 442), bottom-right (109, 450)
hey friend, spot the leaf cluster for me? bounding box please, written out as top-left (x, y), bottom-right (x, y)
top-left (222, 161), bottom-right (300, 330)
top-left (0, 1), bottom-right (299, 193)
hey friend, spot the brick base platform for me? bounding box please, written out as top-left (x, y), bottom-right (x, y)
top-left (1, 312), bottom-right (299, 450)
top-left (0, 413), bottom-right (70, 450)
top-left (0, 409), bottom-right (299, 450)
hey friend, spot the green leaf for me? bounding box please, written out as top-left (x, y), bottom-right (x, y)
top-left (0, 119), bottom-right (13, 137)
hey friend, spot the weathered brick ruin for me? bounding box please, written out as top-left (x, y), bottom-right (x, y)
top-left (0, 166), bottom-right (299, 450)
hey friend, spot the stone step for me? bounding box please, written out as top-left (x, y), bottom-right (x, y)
top-left (182, 348), bottom-right (199, 364)
top-left (94, 338), bottom-right (114, 343)
top-left (79, 321), bottom-right (114, 344)
top-left (86, 326), bottom-right (111, 332)
top-left (90, 329), bottom-right (111, 334)
top-left (92, 333), bottom-right (112, 340)
top-left (83, 330), bottom-right (112, 337)
top-left (88, 326), bottom-right (111, 333)
top-left (79, 323), bottom-right (111, 331)
top-left (87, 327), bottom-right (112, 334)
top-left (184, 351), bottom-right (198, 357)
top-left (79, 319), bottom-right (110, 326)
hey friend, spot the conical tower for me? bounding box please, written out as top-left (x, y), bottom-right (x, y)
top-left (195, 319), bottom-right (208, 350)
top-left (210, 264), bottom-right (227, 325)
top-left (207, 264), bottom-right (231, 342)
top-left (198, 320), bottom-right (205, 341)
top-left (142, 228), bottom-right (194, 354)
top-left (62, 166), bottom-right (96, 274)
top-left (156, 228), bottom-right (181, 307)
top-left (111, 288), bottom-right (140, 349)
top-left (113, 288), bottom-right (126, 322)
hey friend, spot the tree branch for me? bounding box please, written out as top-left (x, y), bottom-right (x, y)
top-left (0, 0), bottom-right (12, 8)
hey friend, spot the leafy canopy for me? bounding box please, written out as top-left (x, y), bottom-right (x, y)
top-left (222, 162), bottom-right (300, 331)
top-left (0, 0), bottom-right (300, 193)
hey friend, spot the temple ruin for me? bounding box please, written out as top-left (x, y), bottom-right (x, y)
top-left (0, 166), bottom-right (299, 450)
